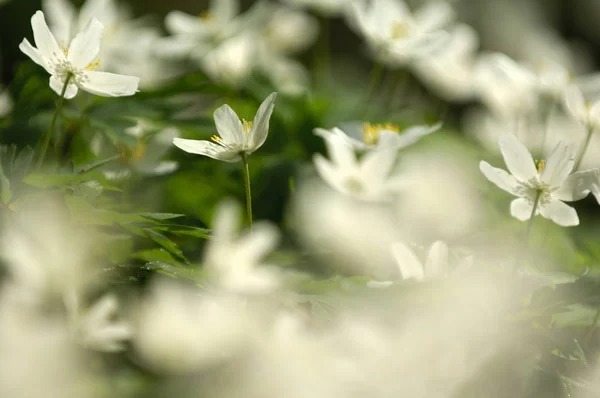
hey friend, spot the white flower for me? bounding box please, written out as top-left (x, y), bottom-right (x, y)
top-left (474, 53), bottom-right (539, 118)
top-left (204, 200), bottom-right (281, 294)
top-left (19, 11), bottom-right (139, 99)
top-left (479, 133), bottom-right (600, 226)
top-left (564, 84), bottom-right (600, 129)
top-left (392, 241), bottom-right (449, 280)
top-left (413, 24), bottom-right (478, 102)
top-left (350, 0), bottom-right (453, 66)
top-left (200, 33), bottom-right (259, 87)
top-left (315, 121), bottom-right (440, 151)
top-left (313, 134), bottom-right (403, 201)
top-left (262, 5), bottom-right (319, 56)
top-left (173, 92), bottom-right (277, 162)
top-left (65, 292), bottom-right (132, 352)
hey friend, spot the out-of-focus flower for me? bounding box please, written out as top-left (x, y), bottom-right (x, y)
top-left (43, 0), bottom-right (174, 89)
top-left (282, 0), bottom-right (349, 16)
top-left (133, 279), bottom-right (257, 374)
top-left (200, 33), bottom-right (259, 87)
top-left (262, 5), bottom-right (319, 55)
top-left (65, 292), bottom-right (132, 352)
top-left (480, 133), bottom-right (600, 227)
top-left (258, 54), bottom-right (311, 96)
top-left (173, 92), bottom-right (277, 162)
top-left (391, 240), bottom-right (449, 280)
top-left (350, 0), bottom-right (453, 66)
top-left (316, 121), bottom-right (440, 151)
top-left (313, 134), bottom-right (403, 201)
top-left (0, 86), bottom-right (12, 117)
top-left (474, 53), bottom-right (539, 118)
top-left (413, 24), bottom-right (478, 102)
top-left (564, 84), bottom-right (600, 129)
top-left (204, 200), bottom-right (281, 294)
top-left (19, 11), bottom-right (139, 99)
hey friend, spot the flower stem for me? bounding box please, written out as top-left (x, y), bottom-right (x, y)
top-left (240, 152), bottom-right (253, 231)
top-left (526, 190), bottom-right (542, 239)
top-left (574, 124), bottom-right (595, 171)
top-left (37, 75), bottom-right (72, 170)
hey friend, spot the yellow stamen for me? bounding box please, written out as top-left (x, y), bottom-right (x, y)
top-left (198, 11), bottom-right (213, 21)
top-left (130, 141), bottom-right (146, 162)
top-left (362, 122), bottom-right (400, 146)
top-left (211, 135), bottom-right (223, 143)
top-left (536, 159), bottom-right (546, 174)
top-left (391, 21), bottom-right (410, 40)
top-left (242, 119), bottom-right (253, 134)
top-left (85, 60), bottom-right (101, 71)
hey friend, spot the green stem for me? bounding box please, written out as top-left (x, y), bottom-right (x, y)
top-left (240, 152), bottom-right (253, 230)
top-left (526, 190), bottom-right (542, 238)
top-left (585, 307), bottom-right (600, 346)
top-left (37, 75), bottom-right (72, 169)
top-left (363, 60), bottom-right (384, 117)
top-left (574, 124), bottom-right (594, 171)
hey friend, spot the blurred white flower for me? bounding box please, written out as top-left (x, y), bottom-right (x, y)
top-left (413, 24), bottom-right (478, 102)
top-left (564, 84), bottom-right (600, 129)
top-left (316, 121), bottom-right (440, 151)
top-left (205, 200), bottom-right (281, 294)
top-left (20, 11), bottom-right (139, 99)
top-left (262, 5), bottom-right (319, 55)
top-left (199, 33), bottom-right (259, 87)
top-left (350, 0), bottom-right (453, 66)
top-left (474, 53), bottom-right (539, 118)
top-left (391, 240), bottom-right (449, 280)
top-left (65, 292), bottom-right (132, 352)
top-left (173, 92), bottom-right (277, 162)
top-left (0, 86), bottom-right (12, 117)
top-left (133, 279), bottom-right (257, 374)
top-left (480, 133), bottom-right (600, 226)
top-left (313, 133), bottom-right (403, 201)
top-left (258, 54), bottom-right (311, 96)
top-left (282, 0), bottom-right (349, 16)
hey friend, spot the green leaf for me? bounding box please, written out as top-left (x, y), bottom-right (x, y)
top-left (76, 155), bottom-right (120, 174)
top-left (133, 248), bottom-right (183, 264)
top-left (144, 229), bottom-right (187, 262)
top-left (152, 226), bottom-right (211, 239)
top-left (24, 173), bottom-right (82, 188)
top-left (0, 161), bottom-right (11, 204)
top-left (139, 212), bottom-right (186, 221)
top-left (142, 261), bottom-right (204, 281)
top-left (65, 195), bottom-right (146, 226)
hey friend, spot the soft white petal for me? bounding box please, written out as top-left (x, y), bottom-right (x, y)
top-left (42, 0), bottom-right (75, 43)
top-left (564, 85), bottom-right (588, 125)
top-left (510, 198), bottom-right (534, 221)
top-left (424, 241), bottom-right (448, 278)
top-left (377, 122), bottom-right (441, 150)
top-left (540, 141), bottom-right (576, 186)
top-left (19, 38), bottom-right (48, 71)
top-left (313, 154), bottom-right (345, 193)
top-left (84, 294), bottom-right (118, 330)
top-left (391, 242), bottom-right (425, 280)
top-left (50, 75), bottom-right (78, 99)
top-left (315, 126), bottom-right (366, 151)
top-left (233, 222), bottom-right (279, 266)
top-left (31, 11), bottom-right (64, 62)
top-left (211, 199), bottom-right (241, 241)
top-left (539, 199), bottom-right (579, 227)
top-left (498, 133), bottom-right (537, 182)
top-left (213, 104), bottom-right (245, 146)
top-left (212, 0), bottom-right (240, 22)
top-left (554, 169), bottom-right (599, 202)
top-left (173, 138), bottom-right (240, 162)
top-left (414, 2), bottom-right (454, 32)
top-left (67, 17), bottom-right (103, 69)
top-left (165, 11), bottom-right (207, 35)
top-left (590, 101), bottom-right (600, 129)
top-left (248, 92), bottom-right (277, 152)
top-left (80, 71), bottom-right (139, 97)
top-left (322, 134), bottom-right (357, 169)
top-left (479, 161), bottom-right (519, 195)
top-left (359, 148), bottom-right (397, 184)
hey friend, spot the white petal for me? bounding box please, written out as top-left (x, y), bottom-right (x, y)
top-left (540, 141), bottom-right (576, 186)
top-left (498, 133), bottom-right (537, 182)
top-left (313, 154), bottom-right (345, 193)
top-left (84, 294), bottom-right (118, 330)
top-left (424, 241), bottom-right (448, 278)
top-left (510, 198), bottom-right (534, 221)
top-left (31, 11), bottom-right (64, 62)
top-left (19, 39), bottom-right (48, 71)
top-left (211, 199), bottom-right (241, 241)
top-left (248, 92), bottom-right (277, 152)
top-left (234, 223), bottom-right (280, 265)
top-left (80, 71), bottom-right (139, 97)
top-left (391, 242), bottom-right (425, 280)
top-left (212, 0), bottom-right (240, 22)
top-left (50, 75), bottom-right (78, 99)
top-left (359, 148), bottom-right (397, 184)
top-left (42, 0), bottom-right (75, 43)
top-left (67, 17), bottom-right (104, 69)
top-left (173, 138), bottom-right (240, 162)
top-left (554, 169), bottom-right (599, 202)
top-left (539, 199), bottom-right (579, 227)
top-left (377, 122), bottom-right (441, 150)
top-left (315, 126), bottom-right (366, 151)
top-left (479, 161), bottom-right (519, 195)
top-left (414, 2), bottom-right (454, 32)
top-left (165, 11), bottom-right (207, 35)
top-left (564, 84), bottom-right (588, 125)
top-left (590, 101), bottom-right (600, 129)
top-left (213, 104), bottom-right (245, 146)
top-left (322, 134), bottom-right (357, 169)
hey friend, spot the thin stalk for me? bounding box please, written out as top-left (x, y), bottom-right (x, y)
top-left (363, 60), bottom-right (384, 117)
top-left (574, 124), bottom-right (595, 171)
top-left (526, 190), bottom-right (542, 239)
top-left (37, 75), bottom-right (72, 169)
top-left (240, 152), bottom-right (253, 230)
top-left (585, 307), bottom-right (600, 346)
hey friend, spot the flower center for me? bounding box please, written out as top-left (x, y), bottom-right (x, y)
top-left (391, 21), bottom-right (411, 40)
top-left (85, 60), bottom-right (101, 71)
top-left (535, 159), bottom-right (546, 174)
top-left (362, 122), bottom-right (399, 146)
top-left (242, 119), bottom-right (253, 134)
